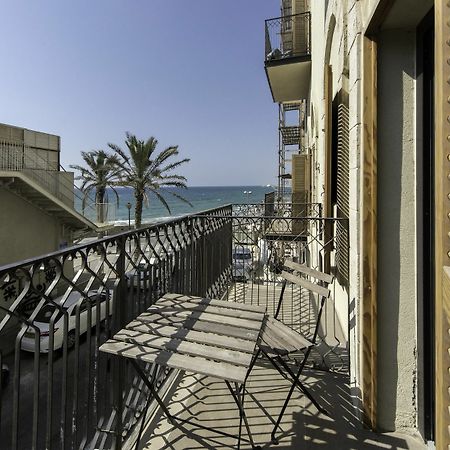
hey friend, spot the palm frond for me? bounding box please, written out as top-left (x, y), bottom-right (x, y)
top-left (150, 189), bottom-right (172, 214)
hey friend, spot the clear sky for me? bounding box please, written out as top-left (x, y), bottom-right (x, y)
top-left (1, 0), bottom-right (280, 186)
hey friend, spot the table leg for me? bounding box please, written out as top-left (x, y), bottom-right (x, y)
top-left (225, 380), bottom-right (261, 450)
top-left (130, 360), bottom-right (176, 424)
top-left (135, 364), bottom-right (159, 450)
top-left (130, 360), bottom-right (255, 447)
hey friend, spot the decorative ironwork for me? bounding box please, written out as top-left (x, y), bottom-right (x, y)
top-left (265, 12), bottom-right (311, 62)
top-left (280, 125), bottom-right (302, 146)
top-left (0, 205), bottom-right (232, 450)
top-left (0, 203), bottom-right (348, 449)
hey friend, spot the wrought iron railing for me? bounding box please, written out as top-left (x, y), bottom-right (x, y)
top-left (233, 202), bottom-right (322, 218)
top-left (265, 12), bottom-right (311, 62)
top-left (0, 205), bottom-right (232, 450)
top-left (0, 139), bottom-right (115, 224)
top-left (0, 204), bottom-right (348, 449)
top-left (0, 140), bottom-right (73, 206)
top-left (216, 211), bottom-right (349, 373)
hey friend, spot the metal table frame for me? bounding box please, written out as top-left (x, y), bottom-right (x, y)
top-left (100, 293), bottom-right (266, 450)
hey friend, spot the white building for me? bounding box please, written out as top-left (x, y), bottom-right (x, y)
top-left (264, 0), bottom-right (449, 447)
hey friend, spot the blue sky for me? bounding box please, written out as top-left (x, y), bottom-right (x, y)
top-left (1, 1), bottom-right (279, 186)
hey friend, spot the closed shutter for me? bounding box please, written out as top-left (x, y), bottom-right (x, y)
top-left (324, 65), bottom-right (333, 272)
top-left (324, 65), bottom-right (332, 217)
top-left (292, 153), bottom-right (310, 235)
top-left (293, 0), bottom-right (308, 56)
top-left (291, 153), bottom-right (310, 192)
top-left (293, 0), bottom-right (306, 14)
top-left (336, 101), bottom-right (350, 217)
top-left (336, 96), bottom-right (350, 285)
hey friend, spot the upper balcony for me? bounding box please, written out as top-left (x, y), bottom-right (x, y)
top-left (265, 12), bottom-right (312, 103)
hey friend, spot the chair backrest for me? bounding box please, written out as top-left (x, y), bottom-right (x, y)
top-left (274, 260), bottom-right (334, 344)
top-left (283, 260), bottom-right (334, 285)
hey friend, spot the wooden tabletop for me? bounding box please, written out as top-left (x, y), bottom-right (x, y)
top-left (99, 293), bottom-right (267, 384)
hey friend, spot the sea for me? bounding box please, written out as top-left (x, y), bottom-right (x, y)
top-left (77, 186), bottom-right (277, 226)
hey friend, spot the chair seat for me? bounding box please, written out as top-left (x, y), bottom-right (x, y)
top-left (259, 316), bottom-right (312, 357)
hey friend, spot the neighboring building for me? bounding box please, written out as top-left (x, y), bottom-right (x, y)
top-left (0, 123), bottom-right (97, 266)
top-left (264, 0), bottom-right (449, 447)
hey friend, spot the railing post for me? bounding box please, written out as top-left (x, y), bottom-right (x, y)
top-left (113, 234), bottom-right (127, 449)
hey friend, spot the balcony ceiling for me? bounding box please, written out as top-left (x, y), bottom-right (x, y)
top-left (265, 58), bottom-right (311, 103)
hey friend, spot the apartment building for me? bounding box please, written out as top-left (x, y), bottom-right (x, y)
top-left (264, 0), bottom-right (447, 447)
top-left (0, 123), bottom-right (97, 265)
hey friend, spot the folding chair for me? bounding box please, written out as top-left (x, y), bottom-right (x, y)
top-left (257, 259), bottom-right (334, 444)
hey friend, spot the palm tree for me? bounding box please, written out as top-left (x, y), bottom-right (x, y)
top-left (70, 150), bottom-right (121, 223)
top-left (108, 133), bottom-right (192, 228)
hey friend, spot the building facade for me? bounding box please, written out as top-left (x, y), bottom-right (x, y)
top-left (0, 123), bottom-right (97, 265)
top-left (264, 0), bottom-right (448, 447)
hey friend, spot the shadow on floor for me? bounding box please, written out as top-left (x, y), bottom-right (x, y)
top-left (136, 362), bottom-right (425, 450)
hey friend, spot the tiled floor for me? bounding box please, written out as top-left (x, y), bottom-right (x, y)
top-left (136, 362), bottom-right (426, 450)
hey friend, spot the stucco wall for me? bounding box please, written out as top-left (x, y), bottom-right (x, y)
top-left (307, 0), bottom-right (420, 433)
top-left (377, 28), bottom-right (417, 432)
top-left (0, 188), bottom-right (68, 266)
top-left (308, 0), bottom-right (365, 415)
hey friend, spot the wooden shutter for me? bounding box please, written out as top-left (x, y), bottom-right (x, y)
top-left (292, 153), bottom-right (310, 235)
top-left (292, 0), bottom-right (308, 56)
top-left (435, 1), bottom-right (450, 447)
top-left (291, 153), bottom-right (310, 192)
top-left (336, 96), bottom-right (350, 285)
top-left (336, 99), bottom-right (350, 218)
top-left (323, 65), bottom-right (333, 273)
top-left (324, 65), bottom-right (333, 218)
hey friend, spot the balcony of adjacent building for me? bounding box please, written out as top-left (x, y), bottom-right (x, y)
top-left (0, 135), bottom-right (115, 231)
top-left (0, 203), bottom-right (425, 449)
top-left (265, 12), bottom-right (312, 103)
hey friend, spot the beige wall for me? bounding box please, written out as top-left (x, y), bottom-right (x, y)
top-left (0, 188), bottom-right (71, 266)
top-left (305, 0), bottom-right (428, 436)
top-left (0, 123), bottom-right (60, 171)
top-left (377, 28), bottom-right (417, 432)
top-left (308, 0), bottom-right (365, 418)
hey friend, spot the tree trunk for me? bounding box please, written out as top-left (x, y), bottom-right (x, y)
top-left (96, 187), bottom-right (106, 223)
top-left (135, 191), bottom-right (144, 228)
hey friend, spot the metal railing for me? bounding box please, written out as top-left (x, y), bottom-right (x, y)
top-left (265, 12), bottom-right (311, 62)
top-left (233, 202), bottom-right (322, 218)
top-left (0, 205), bottom-right (232, 449)
top-left (0, 140), bottom-right (74, 206)
top-left (0, 204), bottom-right (348, 449)
top-left (218, 210), bottom-right (350, 373)
top-left (0, 139), bottom-right (115, 224)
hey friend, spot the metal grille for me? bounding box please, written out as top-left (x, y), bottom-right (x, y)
top-left (280, 125), bottom-right (302, 145)
top-left (0, 204), bottom-right (348, 449)
top-left (0, 205), bottom-right (232, 450)
top-left (265, 12), bottom-right (311, 62)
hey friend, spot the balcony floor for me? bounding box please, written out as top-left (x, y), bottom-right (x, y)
top-left (136, 364), bottom-right (426, 450)
top-left (133, 282), bottom-right (425, 450)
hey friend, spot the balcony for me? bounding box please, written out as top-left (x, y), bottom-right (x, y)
top-left (265, 12), bottom-right (312, 103)
top-left (0, 139), bottom-right (114, 228)
top-left (0, 204), bottom-right (424, 449)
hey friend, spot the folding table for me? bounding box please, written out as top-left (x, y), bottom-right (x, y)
top-left (100, 293), bottom-right (266, 449)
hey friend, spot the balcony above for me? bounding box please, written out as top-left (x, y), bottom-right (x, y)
top-left (265, 12), bottom-right (311, 103)
top-left (280, 125), bottom-right (302, 145)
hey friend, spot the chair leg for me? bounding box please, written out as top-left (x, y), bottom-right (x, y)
top-left (270, 347), bottom-right (313, 445)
